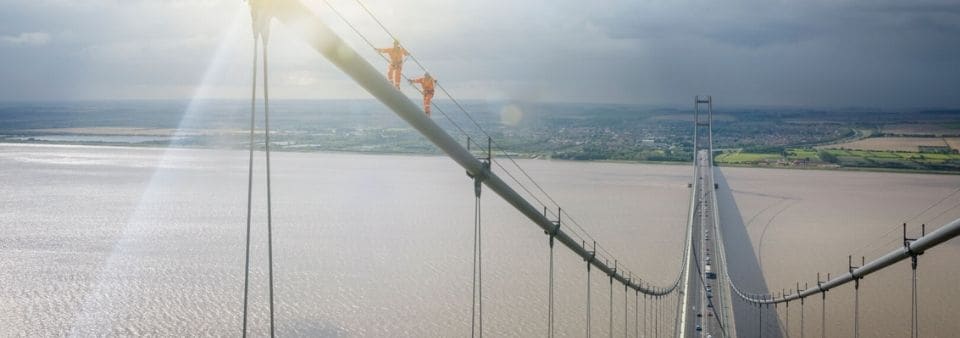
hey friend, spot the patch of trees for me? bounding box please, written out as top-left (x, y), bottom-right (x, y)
top-left (818, 150), bottom-right (839, 164)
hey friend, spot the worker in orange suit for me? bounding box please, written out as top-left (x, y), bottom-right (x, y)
top-left (376, 40), bottom-right (409, 88)
top-left (409, 73), bottom-right (436, 116)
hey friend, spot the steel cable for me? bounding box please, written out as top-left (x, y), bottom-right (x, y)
top-left (911, 261), bottom-right (919, 338)
top-left (471, 185), bottom-right (483, 337)
top-left (241, 33), bottom-right (259, 338)
top-left (623, 284), bottom-right (628, 338)
top-left (347, 0), bottom-right (679, 286)
top-left (320, 0), bottom-right (690, 308)
top-left (586, 264), bottom-right (592, 338)
top-left (548, 237), bottom-right (555, 338)
top-left (262, 37), bottom-right (277, 338)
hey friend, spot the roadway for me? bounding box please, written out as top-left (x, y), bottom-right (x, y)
top-left (681, 149), bottom-right (732, 337)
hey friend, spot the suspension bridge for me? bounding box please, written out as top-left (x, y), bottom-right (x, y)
top-left (239, 0), bottom-right (960, 336)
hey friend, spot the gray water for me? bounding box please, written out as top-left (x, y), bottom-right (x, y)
top-left (7, 135), bottom-right (183, 143)
top-left (0, 144), bottom-right (691, 337)
top-left (3, 144), bottom-right (958, 337)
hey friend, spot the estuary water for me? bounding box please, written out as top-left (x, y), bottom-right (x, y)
top-left (1, 144), bottom-right (958, 337)
top-left (0, 144), bottom-right (690, 337)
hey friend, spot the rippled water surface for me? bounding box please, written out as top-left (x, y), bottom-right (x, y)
top-left (0, 144), bottom-right (692, 337)
top-left (1, 144), bottom-right (957, 337)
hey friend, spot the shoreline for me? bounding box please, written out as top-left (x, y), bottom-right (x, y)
top-left (715, 161), bottom-right (960, 176)
top-left (2, 140), bottom-right (956, 175)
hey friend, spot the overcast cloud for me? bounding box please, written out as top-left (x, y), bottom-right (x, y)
top-left (0, 0), bottom-right (958, 108)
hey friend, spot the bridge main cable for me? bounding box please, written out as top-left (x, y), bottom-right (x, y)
top-left (725, 216), bottom-right (960, 305)
top-left (705, 145), bottom-right (960, 306)
top-left (248, 0), bottom-right (681, 296)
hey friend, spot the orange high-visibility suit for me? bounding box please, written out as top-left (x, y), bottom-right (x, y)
top-left (409, 73), bottom-right (436, 116)
top-left (376, 40), bottom-right (409, 88)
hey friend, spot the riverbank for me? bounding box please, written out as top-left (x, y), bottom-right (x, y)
top-left (7, 137), bottom-right (960, 176)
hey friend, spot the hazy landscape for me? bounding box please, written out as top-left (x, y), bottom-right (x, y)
top-left (2, 101), bottom-right (958, 172)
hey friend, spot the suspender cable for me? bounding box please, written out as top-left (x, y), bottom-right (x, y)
top-left (671, 296), bottom-right (676, 337)
top-left (548, 235), bottom-right (555, 338)
top-left (608, 276), bottom-right (613, 337)
top-left (820, 293), bottom-right (826, 338)
top-left (471, 177), bottom-right (483, 337)
top-left (911, 256), bottom-right (919, 338)
top-left (758, 304), bottom-right (763, 338)
top-left (634, 290), bottom-right (639, 338)
top-left (854, 280), bottom-right (860, 338)
top-left (255, 1), bottom-right (694, 322)
top-left (786, 300), bottom-right (790, 338)
top-left (321, 0), bottom-right (691, 306)
top-left (243, 11), bottom-right (277, 335)
top-left (729, 218), bottom-right (960, 307)
top-left (470, 192), bottom-right (477, 337)
top-left (242, 31), bottom-right (259, 338)
top-left (667, 294), bottom-right (672, 337)
top-left (262, 33), bottom-right (277, 338)
top-left (676, 294), bottom-right (681, 337)
top-left (801, 297), bottom-right (805, 338)
top-left (478, 188), bottom-right (483, 338)
top-left (326, 0), bottom-right (587, 251)
top-left (623, 284), bottom-right (628, 338)
top-left (674, 291), bottom-right (679, 338)
top-left (349, 0), bottom-right (673, 271)
top-left (654, 295), bottom-right (658, 338)
top-left (547, 213), bottom-right (560, 338)
top-left (586, 261), bottom-right (592, 338)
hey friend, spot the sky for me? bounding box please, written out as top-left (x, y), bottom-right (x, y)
top-left (0, 0), bottom-right (958, 109)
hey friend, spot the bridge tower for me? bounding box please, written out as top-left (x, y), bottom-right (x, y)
top-left (694, 95), bottom-right (713, 156)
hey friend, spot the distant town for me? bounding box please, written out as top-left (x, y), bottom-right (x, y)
top-left (1, 100), bottom-right (958, 173)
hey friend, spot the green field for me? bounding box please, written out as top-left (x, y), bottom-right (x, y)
top-left (715, 148), bottom-right (960, 172)
top-left (714, 151), bottom-right (782, 163)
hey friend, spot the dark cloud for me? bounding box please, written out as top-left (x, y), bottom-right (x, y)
top-left (0, 0), bottom-right (957, 108)
top-left (703, 23), bottom-right (812, 48)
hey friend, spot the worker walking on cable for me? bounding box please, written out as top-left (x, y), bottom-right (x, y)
top-left (409, 73), bottom-right (436, 116)
top-left (376, 40), bottom-right (409, 88)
